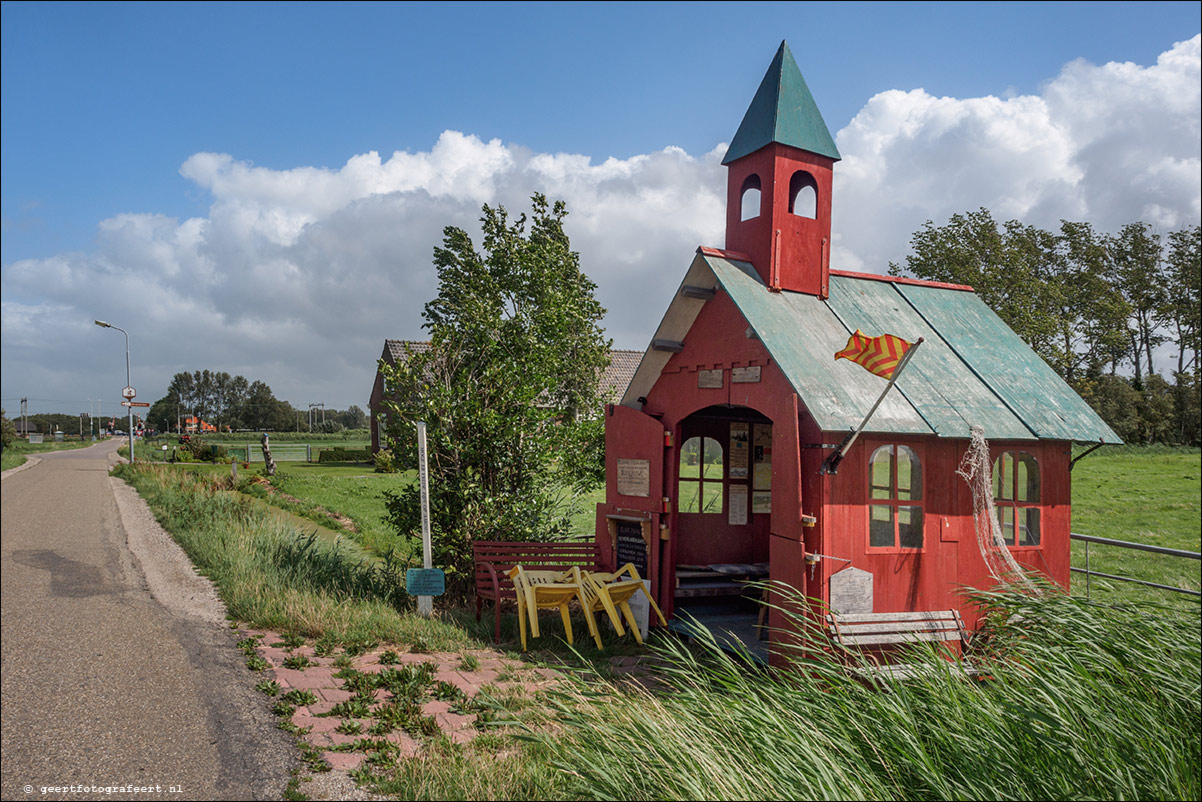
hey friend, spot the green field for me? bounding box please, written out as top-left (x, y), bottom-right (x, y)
top-left (1070, 447), bottom-right (1200, 608)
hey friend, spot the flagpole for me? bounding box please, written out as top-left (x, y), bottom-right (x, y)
top-left (821, 337), bottom-right (924, 475)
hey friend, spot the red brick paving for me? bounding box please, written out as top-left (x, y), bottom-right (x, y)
top-left (322, 751), bottom-right (364, 771)
top-left (246, 629), bottom-right (561, 777)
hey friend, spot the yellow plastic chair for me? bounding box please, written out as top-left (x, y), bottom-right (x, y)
top-left (576, 564), bottom-right (667, 646)
top-left (507, 566), bottom-right (594, 652)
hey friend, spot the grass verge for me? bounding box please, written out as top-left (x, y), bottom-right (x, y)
top-left (112, 462), bottom-right (468, 649)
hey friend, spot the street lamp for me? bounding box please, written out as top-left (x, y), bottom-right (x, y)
top-left (94, 320), bottom-right (134, 462)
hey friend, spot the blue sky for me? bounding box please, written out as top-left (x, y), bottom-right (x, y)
top-left (2, 1), bottom-right (1199, 416)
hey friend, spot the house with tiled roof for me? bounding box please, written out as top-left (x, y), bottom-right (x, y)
top-left (369, 339), bottom-right (642, 453)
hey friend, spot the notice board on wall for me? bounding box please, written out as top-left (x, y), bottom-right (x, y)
top-left (616, 459), bottom-right (650, 497)
top-left (729, 422), bottom-right (750, 478)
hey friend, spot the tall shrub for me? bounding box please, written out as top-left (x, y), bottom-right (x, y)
top-left (380, 195), bottom-right (610, 586)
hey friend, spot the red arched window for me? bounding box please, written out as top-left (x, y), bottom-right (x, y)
top-left (993, 451), bottom-right (1040, 546)
top-left (868, 444), bottom-right (924, 549)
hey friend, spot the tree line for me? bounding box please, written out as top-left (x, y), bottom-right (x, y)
top-left (147, 370), bottom-right (367, 433)
top-left (891, 211), bottom-right (1200, 446)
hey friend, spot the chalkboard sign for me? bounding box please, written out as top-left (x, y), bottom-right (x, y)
top-left (614, 519), bottom-right (648, 576)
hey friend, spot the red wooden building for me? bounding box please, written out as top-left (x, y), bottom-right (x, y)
top-left (595, 43), bottom-right (1119, 648)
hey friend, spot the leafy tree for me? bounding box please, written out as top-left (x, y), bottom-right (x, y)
top-left (1111, 223), bottom-right (1167, 386)
top-left (339, 405), bottom-right (368, 430)
top-left (1163, 226), bottom-right (1200, 444)
top-left (27, 413), bottom-right (89, 435)
top-left (1075, 374), bottom-right (1142, 443)
top-left (380, 195), bottom-right (611, 585)
top-left (1173, 370), bottom-right (1201, 446)
top-left (1137, 374), bottom-right (1177, 445)
top-left (146, 396), bottom-right (176, 432)
top-left (1, 409), bottom-right (15, 449)
top-left (154, 372), bottom-right (295, 431)
top-left (236, 380), bottom-right (294, 431)
top-left (889, 209), bottom-right (1062, 365)
top-left (1163, 225), bottom-right (1201, 376)
top-left (1054, 221), bottom-right (1130, 383)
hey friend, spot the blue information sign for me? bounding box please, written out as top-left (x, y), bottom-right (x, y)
top-left (406, 568), bottom-right (445, 597)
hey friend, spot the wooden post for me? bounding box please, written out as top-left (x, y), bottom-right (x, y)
top-left (416, 421), bottom-right (433, 617)
top-left (261, 433), bottom-right (276, 477)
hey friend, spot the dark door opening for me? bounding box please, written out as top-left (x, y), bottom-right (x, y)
top-left (670, 405), bottom-right (773, 658)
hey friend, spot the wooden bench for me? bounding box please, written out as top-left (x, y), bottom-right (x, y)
top-left (826, 609), bottom-right (972, 681)
top-left (473, 540), bottom-right (601, 642)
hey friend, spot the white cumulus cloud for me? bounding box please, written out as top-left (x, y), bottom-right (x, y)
top-left (832, 34), bottom-right (1200, 272)
top-left (2, 37), bottom-right (1198, 411)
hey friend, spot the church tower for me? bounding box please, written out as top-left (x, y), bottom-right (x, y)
top-left (723, 42), bottom-right (840, 298)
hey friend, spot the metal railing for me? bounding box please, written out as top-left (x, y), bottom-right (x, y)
top-left (1071, 533), bottom-right (1201, 598)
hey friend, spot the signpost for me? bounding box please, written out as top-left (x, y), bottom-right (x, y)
top-left (411, 421), bottom-right (443, 617)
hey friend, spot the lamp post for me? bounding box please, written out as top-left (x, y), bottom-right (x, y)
top-left (94, 320), bottom-right (134, 462)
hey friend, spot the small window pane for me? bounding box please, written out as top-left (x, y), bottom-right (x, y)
top-left (1018, 507), bottom-right (1040, 546)
top-left (1017, 453), bottom-right (1039, 503)
top-left (1000, 453), bottom-right (1014, 500)
top-left (680, 437), bottom-right (700, 478)
top-left (897, 446), bottom-right (920, 501)
top-left (870, 505), bottom-right (894, 548)
top-left (996, 505), bottom-right (1015, 545)
top-left (870, 446), bottom-right (893, 499)
top-left (702, 437), bottom-right (724, 480)
top-left (702, 483), bottom-right (723, 514)
top-left (898, 506), bottom-right (924, 549)
top-left (679, 480), bottom-right (700, 513)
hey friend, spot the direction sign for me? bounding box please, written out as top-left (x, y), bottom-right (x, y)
top-left (121, 400), bottom-right (150, 407)
top-left (122, 386), bottom-right (136, 399)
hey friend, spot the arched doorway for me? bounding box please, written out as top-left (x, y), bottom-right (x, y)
top-left (670, 404), bottom-right (774, 650)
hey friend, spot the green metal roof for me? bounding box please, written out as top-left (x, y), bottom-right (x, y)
top-left (692, 254), bottom-right (1120, 443)
top-left (722, 41), bottom-right (841, 165)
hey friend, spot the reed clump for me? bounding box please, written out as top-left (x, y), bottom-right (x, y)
top-left (537, 583), bottom-right (1200, 801)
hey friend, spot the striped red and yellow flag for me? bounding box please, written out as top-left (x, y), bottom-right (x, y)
top-left (834, 330), bottom-right (913, 379)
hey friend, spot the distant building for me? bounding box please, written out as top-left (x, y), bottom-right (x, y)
top-left (368, 340), bottom-right (642, 453)
top-left (183, 416), bottom-right (217, 434)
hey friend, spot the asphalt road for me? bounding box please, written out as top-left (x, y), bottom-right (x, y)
top-left (1, 442), bottom-right (295, 800)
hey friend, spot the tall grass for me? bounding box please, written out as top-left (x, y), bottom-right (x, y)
top-left (113, 463), bottom-right (472, 649)
top-left (536, 583), bottom-right (1200, 801)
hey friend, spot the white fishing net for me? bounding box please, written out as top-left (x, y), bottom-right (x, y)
top-left (956, 425), bottom-right (1036, 592)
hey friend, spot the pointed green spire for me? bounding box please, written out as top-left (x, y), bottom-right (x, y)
top-left (722, 41), bottom-right (841, 165)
